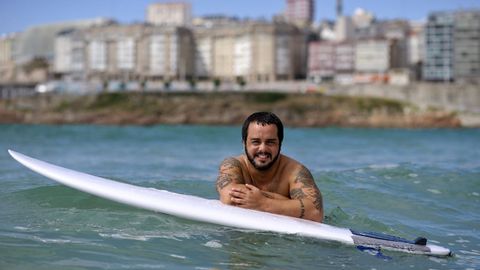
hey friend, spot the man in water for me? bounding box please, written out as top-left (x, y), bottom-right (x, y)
top-left (216, 112), bottom-right (323, 222)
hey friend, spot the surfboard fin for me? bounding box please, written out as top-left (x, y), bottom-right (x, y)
top-left (414, 237), bottom-right (427, 246)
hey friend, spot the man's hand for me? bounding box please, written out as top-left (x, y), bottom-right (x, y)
top-left (229, 184), bottom-right (267, 210)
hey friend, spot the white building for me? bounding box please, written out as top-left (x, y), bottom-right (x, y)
top-left (352, 8), bottom-right (375, 29)
top-left (355, 39), bottom-right (389, 73)
top-left (192, 22), bottom-right (304, 82)
top-left (407, 21), bottom-right (425, 65)
top-left (147, 2), bottom-right (192, 26)
top-left (54, 24), bottom-right (194, 82)
top-left (195, 38), bottom-right (213, 78)
top-left (234, 35), bottom-right (252, 77)
top-left (54, 30), bottom-right (85, 73)
top-left (335, 16), bottom-right (355, 42)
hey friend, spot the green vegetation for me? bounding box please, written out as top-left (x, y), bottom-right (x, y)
top-left (88, 93), bottom-right (131, 110)
top-left (246, 92), bottom-right (288, 103)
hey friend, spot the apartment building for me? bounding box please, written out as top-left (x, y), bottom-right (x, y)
top-left (407, 21), bottom-right (425, 80)
top-left (354, 39), bottom-right (390, 83)
top-left (308, 41), bottom-right (336, 81)
top-left (335, 42), bottom-right (355, 73)
top-left (0, 34), bottom-right (16, 82)
top-left (307, 41), bottom-right (354, 83)
top-left (454, 10), bottom-right (480, 83)
top-left (285, 0), bottom-right (314, 28)
top-left (335, 16), bottom-right (354, 42)
top-left (423, 10), bottom-right (480, 82)
top-left (55, 30), bottom-right (85, 74)
top-left (54, 23), bottom-right (194, 82)
top-left (146, 2), bottom-right (192, 26)
top-left (192, 27), bottom-right (213, 79)
top-left (423, 12), bottom-right (455, 81)
top-left (193, 22), bottom-right (304, 82)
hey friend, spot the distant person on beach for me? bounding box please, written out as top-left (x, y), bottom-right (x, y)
top-left (216, 112), bottom-right (323, 222)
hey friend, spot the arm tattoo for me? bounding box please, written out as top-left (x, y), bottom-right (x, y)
top-left (313, 194), bottom-right (323, 212)
top-left (294, 166), bottom-right (316, 188)
top-left (290, 188), bottom-right (306, 199)
top-left (216, 173), bottom-right (232, 190)
top-left (298, 199), bottom-right (305, 218)
top-left (216, 157), bottom-right (243, 191)
top-left (294, 166), bottom-right (323, 211)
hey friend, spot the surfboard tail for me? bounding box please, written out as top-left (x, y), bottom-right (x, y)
top-left (351, 230), bottom-right (452, 256)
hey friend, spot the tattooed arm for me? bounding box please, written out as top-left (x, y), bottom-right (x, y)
top-left (289, 165), bottom-right (323, 222)
top-left (216, 157), bottom-right (245, 205)
top-left (228, 164), bottom-right (323, 222)
top-left (251, 165), bottom-right (323, 222)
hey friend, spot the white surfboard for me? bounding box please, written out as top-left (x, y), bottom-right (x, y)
top-left (8, 150), bottom-right (451, 257)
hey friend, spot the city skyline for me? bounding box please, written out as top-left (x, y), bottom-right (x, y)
top-left (1, 0), bottom-right (480, 35)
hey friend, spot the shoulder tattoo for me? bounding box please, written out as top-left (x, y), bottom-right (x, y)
top-left (293, 166), bottom-right (323, 211)
top-left (216, 157), bottom-right (242, 191)
top-left (220, 157), bottom-right (242, 170)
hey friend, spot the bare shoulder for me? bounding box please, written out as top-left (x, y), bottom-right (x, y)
top-left (219, 156), bottom-right (243, 170)
top-left (293, 163), bottom-right (315, 186)
top-left (216, 156), bottom-right (245, 191)
top-left (281, 156), bottom-right (312, 179)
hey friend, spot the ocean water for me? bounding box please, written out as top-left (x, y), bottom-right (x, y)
top-left (0, 124), bottom-right (478, 270)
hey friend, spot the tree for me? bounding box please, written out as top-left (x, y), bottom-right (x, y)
top-left (22, 57), bottom-right (49, 74)
top-left (213, 78), bottom-right (221, 91)
top-left (236, 76), bottom-right (246, 89)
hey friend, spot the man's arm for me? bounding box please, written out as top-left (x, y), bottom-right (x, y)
top-left (229, 165), bottom-right (323, 222)
top-left (289, 165), bottom-right (323, 222)
top-left (216, 157), bottom-right (245, 205)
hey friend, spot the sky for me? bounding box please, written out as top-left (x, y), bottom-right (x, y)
top-left (1, 0), bottom-right (480, 35)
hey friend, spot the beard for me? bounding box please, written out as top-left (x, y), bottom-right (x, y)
top-left (245, 146), bottom-right (280, 171)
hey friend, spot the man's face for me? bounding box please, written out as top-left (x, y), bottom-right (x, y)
top-left (244, 122), bottom-right (281, 171)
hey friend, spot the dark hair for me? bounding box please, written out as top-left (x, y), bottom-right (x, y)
top-left (242, 112), bottom-right (284, 146)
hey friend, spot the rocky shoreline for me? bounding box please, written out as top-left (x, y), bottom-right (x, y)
top-left (0, 92), bottom-right (463, 128)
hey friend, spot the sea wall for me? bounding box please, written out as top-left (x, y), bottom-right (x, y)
top-left (0, 92), bottom-right (463, 128)
top-left (329, 83), bottom-right (480, 114)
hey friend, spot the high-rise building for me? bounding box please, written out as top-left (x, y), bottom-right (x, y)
top-left (423, 12), bottom-right (455, 81)
top-left (147, 2), bottom-right (192, 26)
top-left (424, 10), bottom-right (480, 82)
top-left (454, 10), bottom-right (480, 83)
top-left (285, 0), bottom-right (314, 28)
